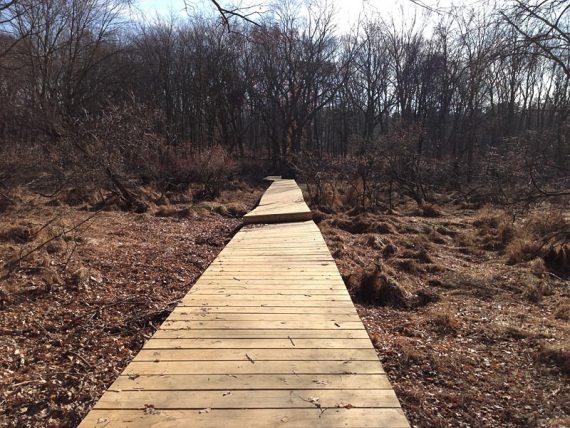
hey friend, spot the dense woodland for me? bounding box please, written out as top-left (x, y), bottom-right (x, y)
top-left (0, 0), bottom-right (568, 207)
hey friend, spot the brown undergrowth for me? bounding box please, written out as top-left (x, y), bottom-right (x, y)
top-left (0, 183), bottom-right (262, 427)
top-left (310, 192), bottom-right (569, 428)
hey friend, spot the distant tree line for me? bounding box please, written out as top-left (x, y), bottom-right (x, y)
top-left (0, 0), bottom-right (568, 192)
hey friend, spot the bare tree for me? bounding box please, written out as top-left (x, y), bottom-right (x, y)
top-left (501, 0), bottom-right (570, 78)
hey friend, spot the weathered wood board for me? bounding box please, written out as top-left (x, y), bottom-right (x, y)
top-left (78, 181), bottom-right (409, 428)
top-left (243, 179), bottom-right (313, 223)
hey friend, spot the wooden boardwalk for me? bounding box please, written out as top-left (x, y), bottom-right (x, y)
top-left (244, 179), bottom-right (312, 224)
top-left (79, 181), bottom-right (408, 427)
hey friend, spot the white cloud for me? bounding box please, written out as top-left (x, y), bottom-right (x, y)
top-left (132, 0), bottom-right (483, 32)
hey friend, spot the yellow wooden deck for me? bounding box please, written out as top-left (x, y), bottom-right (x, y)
top-left (79, 181), bottom-right (409, 428)
top-left (243, 179), bottom-right (313, 224)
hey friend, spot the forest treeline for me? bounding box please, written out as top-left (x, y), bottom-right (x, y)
top-left (0, 0), bottom-right (568, 208)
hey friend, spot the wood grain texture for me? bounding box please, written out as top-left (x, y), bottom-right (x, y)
top-left (243, 179), bottom-right (313, 223)
top-left (78, 181), bottom-right (408, 428)
top-left (80, 409), bottom-right (409, 428)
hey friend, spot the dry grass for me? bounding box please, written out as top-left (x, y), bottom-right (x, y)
top-left (554, 303), bottom-right (570, 321)
top-left (332, 214), bottom-right (396, 234)
top-left (521, 276), bottom-right (554, 302)
top-left (506, 238), bottom-right (543, 264)
top-left (0, 182), bottom-right (262, 426)
top-left (525, 210), bottom-right (568, 236)
top-left (429, 309), bottom-right (460, 335)
top-left (472, 206), bottom-right (515, 251)
top-left (400, 248), bottom-right (433, 264)
top-left (420, 204), bottom-right (441, 218)
top-left (347, 263), bottom-right (410, 307)
top-left (0, 224), bottom-right (34, 244)
top-left (544, 244), bottom-right (570, 272)
top-left (224, 201), bottom-right (249, 217)
top-left (382, 242), bottom-right (398, 258)
top-left (471, 207), bottom-right (570, 274)
top-left (536, 345), bottom-right (570, 375)
top-left (528, 257), bottom-right (547, 275)
top-left (383, 336), bottom-right (425, 369)
top-left (314, 194), bottom-right (569, 427)
top-left (154, 205), bottom-right (197, 218)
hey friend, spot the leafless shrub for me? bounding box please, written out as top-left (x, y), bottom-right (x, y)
top-left (536, 345), bottom-right (570, 376)
top-left (554, 303), bottom-right (570, 321)
top-left (522, 280), bottom-right (553, 303)
top-left (505, 210), bottom-right (570, 269)
top-left (190, 145), bottom-right (237, 200)
top-left (430, 310), bottom-right (460, 335)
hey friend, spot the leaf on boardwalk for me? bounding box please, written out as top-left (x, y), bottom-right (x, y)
top-left (144, 404), bottom-right (159, 415)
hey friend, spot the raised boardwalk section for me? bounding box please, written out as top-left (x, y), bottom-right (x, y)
top-left (79, 180), bottom-right (408, 427)
top-left (243, 179), bottom-right (312, 224)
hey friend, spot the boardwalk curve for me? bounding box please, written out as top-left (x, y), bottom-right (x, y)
top-left (79, 179), bottom-right (409, 427)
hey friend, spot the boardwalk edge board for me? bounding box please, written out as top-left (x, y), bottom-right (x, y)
top-left (79, 179), bottom-right (409, 428)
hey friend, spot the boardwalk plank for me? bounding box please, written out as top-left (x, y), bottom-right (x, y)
top-left (141, 338), bottom-right (374, 349)
top-left (109, 374), bottom-right (394, 391)
top-left (151, 329), bottom-right (370, 339)
top-left (243, 180), bottom-right (312, 223)
top-left (78, 179), bottom-right (408, 428)
top-left (122, 360), bottom-right (384, 375)
top-left (132, 348), bottom-right (379, 361)
top-left (94, 389), bottom-right (400, 409)
top-left (80, 409), bottom-right (409, 428)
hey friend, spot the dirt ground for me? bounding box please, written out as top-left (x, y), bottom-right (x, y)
top-left (315, 201), bottom-right (569, 428)
top-left (0, 184), bottom-right (262, 427)
top-left (1, 181), bottom-right (568, 428)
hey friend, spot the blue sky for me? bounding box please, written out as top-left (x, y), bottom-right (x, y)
top-left (131, 0), bottom-right (477, 33)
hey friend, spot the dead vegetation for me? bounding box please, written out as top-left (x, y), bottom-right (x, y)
top-left (0, 182), bottom-right (262, 427)
top-left (310, 188), bottom-right (569, 427)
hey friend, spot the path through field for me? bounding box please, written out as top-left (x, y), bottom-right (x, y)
top-left (79, 179), bottom-right (408, 427)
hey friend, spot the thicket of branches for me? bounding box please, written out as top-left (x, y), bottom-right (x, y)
top-left (0, 0), bottom-right (568, 208)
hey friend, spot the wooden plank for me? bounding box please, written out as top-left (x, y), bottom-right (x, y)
top-left (151, 329), bottom-right (370, 339)
top-left (205, 264), bottom-right (338, 269)
top-left (179, 292), bottom-right (350, 297)
top-left (188, 286), bottom-right (348, 291)
top-left (185, 292), bottom-right (349, 297)
top-left (80, 409), bottom-right (410, 428)
top-left (181, 295), bottom-right (352, 301)
top-left (194, 288), bottom-right (346, 292)
top-left (165, 314), bottom-right (361, 322)
top-left (243, 179), bottom-right (312, 224)
top-left (199, 272), bottom-right (339, 277)
top-left (195, 278), bottom-right (344, 282)
top-left (160, 321), bottom-right (365, 330)
top-left (142, 338), bottom-right (374, 349)
top-left (110, 374), bottom-right (394, 391)
top-left (133, 348), bottom-right (379, 361)
top-left (171, 307), bottom-right (357, 314)
top-left (177, 301), bottom-right (355, 308)
top-left (94, 389), bottom-right (400, 409)
top-left (122, 360), bottom-right (384, 375)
